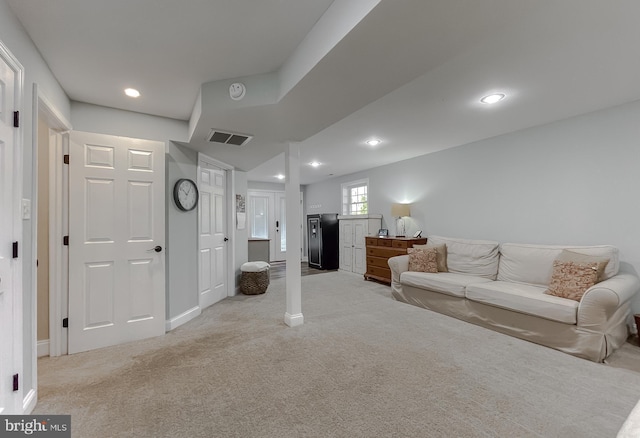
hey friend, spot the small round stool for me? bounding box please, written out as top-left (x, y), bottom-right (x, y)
top-left (240, 261), bottom-right (270, 295)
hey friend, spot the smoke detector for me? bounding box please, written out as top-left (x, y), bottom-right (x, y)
top-left (229, 83), bottom-right (246, 101)
top-left (207, 129), bottom-right (253, 146)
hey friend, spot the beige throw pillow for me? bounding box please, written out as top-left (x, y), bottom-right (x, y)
top-left (555, 249), bottom-right (609, 281)
top-left (407, 248), bottom-right (438, 273)
top-left (413, 243), bottom-right (448, 272)
top-left (545, 260), bottom-right (599, 301)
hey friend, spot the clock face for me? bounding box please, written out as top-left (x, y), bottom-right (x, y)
top-left (173, 179), bottom-right (199, 211)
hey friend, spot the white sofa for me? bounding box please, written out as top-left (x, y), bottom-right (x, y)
top-left (388, 235), bottom-right (640, 362)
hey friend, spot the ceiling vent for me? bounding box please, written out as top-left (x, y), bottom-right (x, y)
top-left (207, 129), bottom-right (253, 146)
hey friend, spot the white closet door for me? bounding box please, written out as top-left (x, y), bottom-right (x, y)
top-left (199, 161), bottom-right (227, 309)
top-left (68, 131), bottom-right (165, 354)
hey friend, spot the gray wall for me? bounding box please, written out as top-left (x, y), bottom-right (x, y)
top-left (247, 181), bottom-right (285, 191)
top-left (166, 142), bottom-right (199, 318)
top-left (305, 99), bottom-right (640, 311)
top-left (235, 172), bottom-right (249, 290)
top-left (71, 102), bottom-right (188, 142)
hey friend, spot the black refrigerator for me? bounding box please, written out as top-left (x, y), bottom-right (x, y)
top-left (307, 214), bottom-right (339, 270)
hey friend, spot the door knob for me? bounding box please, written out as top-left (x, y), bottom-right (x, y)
top-left (224, 237), bottom-right (229, 242)
top-left (148, 245), bottom-right (163, 253)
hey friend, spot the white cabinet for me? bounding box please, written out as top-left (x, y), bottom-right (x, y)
top-left (338, 214), bottom-right (382, 275)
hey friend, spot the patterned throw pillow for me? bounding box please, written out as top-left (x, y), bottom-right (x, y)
top-left (545, 260), bottom-right (599, 301)
top-left (407, 248), bottom-right (438, 273)
top-left (555, 250), bottom-right (609, 281)
top-left (412, 243), bottom-right (448, 272)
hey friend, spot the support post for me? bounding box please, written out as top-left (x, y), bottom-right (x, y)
top-left (284, 142), bottom-right (303, 327)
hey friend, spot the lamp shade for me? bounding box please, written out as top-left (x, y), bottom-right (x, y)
top-left (391, 203), bottom-right (410, 217)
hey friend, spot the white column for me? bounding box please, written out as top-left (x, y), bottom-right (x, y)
top-left (284, 142), bottom-right (303, 327)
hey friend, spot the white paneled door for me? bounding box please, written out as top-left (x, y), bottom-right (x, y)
top-left (339, 220), bottom-right (354, 272)
top-left (198, 157), bottom-right (227, 309)
top-left (68, 131), bottom-right (165, 354)
top-left (0, 44), bottom-right (21, 414)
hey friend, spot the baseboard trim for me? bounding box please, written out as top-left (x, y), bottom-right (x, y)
top-left (23, 389), bottom-right (37, 414)
top-left (284, 312), bottom-right (304, 327)
top-left (165, 306), bottom-right (201, 332)
top-left (37, 340), bottom-right (50, 358)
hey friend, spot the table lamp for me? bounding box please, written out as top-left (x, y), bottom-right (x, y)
top-left (391, 203), bottom-right (411, 237)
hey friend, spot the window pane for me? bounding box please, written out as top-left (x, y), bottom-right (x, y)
top-left (342, 180), bottom-right (368, 216)
top-left (250, 197), bottom-right (268, 238)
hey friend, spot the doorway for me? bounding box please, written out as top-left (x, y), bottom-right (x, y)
top-left (247, 189), bottom-right (305, 262)
top-left (247, 190), bottom-right (286, 262)
top-left (35, 90), bottom-right (71, 359)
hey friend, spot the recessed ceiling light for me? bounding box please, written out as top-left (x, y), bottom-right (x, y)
top-left (124, 88), bottom-right (141, 98)
top-left (309, 161), bottom-right (321, 168)
top-left (366, 139), bottom-right (381, 146)
top-left (480, 93), bottom-right (505, 104)
top-left (275, 174), bottom-right (285, 180)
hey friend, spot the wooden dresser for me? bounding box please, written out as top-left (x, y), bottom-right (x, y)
top-left (364, 236), bottom-right (427, 284)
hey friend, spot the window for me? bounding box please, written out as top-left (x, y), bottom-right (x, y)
top-left (342, 179), bottom-right (368, 215)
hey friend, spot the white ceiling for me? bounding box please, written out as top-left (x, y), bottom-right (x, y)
top-left (9, 0), bottom-right (640, 185)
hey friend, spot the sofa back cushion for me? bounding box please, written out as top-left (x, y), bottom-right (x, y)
top-left (427, 236), bottom-right (500, 279)
top-left (498, 243), bottom-right (619, 287)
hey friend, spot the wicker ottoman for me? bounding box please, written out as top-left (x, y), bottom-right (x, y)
top-left (240, 261), bottom-right (270, 295)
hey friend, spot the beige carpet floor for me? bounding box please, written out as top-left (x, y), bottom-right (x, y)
top-left (35, 271), bottom-right (640, 437)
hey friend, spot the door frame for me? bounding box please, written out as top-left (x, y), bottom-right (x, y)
top-left (0, 39), bottom-right (24, 414)
top-left (31, 83), bottom-right (72, 357)
top-left (197, 153), bottom-right (234, 305)
top-left (33, 84), bottom-right (72, 360)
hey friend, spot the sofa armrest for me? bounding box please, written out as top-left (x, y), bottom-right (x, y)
top-left (388, 255), bottom-right (409, 295)
top-left (577, 273), bottom-right (640, 328)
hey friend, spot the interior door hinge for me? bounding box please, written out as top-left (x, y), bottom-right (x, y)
top-left (13, 111), bottom-right (19, 128)
top-left (63, 236), bottom-right (69, 246)
top-left (12, 241), bottom-right (18, 258)
top-left (62, 318), bottom-right (68, 328)
top-left (63, 154), bottom-right (70, 165)
top-left (13, 374), bottom-right (18, 391)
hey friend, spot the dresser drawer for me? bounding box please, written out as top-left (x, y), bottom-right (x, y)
top-left (367, 247), bottom-right (405, 258)
top-left (366, 265), bottom-right (391, 280)
top-left (367, 256), bottom-right (390, 268)
top-left (391, 238), bottom-right (428, 248)
top-left (365, 237), bottom-right (393, 247)
top-left (365, 237), bottom-right (378, 246)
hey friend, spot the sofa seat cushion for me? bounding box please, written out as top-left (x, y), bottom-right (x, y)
top-left (466, 281), bottom-right (578, 324)
top-left (400, 272), bottom-right (493, 298)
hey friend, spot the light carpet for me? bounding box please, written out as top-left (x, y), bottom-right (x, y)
top-left (35, 271), bottom-right (640, 437)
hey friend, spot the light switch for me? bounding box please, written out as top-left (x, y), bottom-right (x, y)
top-left (21, 199), bottom-right (31, 220)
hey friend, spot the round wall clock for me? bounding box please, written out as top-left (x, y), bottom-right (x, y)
top-left (173, 178), bottom-right (199, 211)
